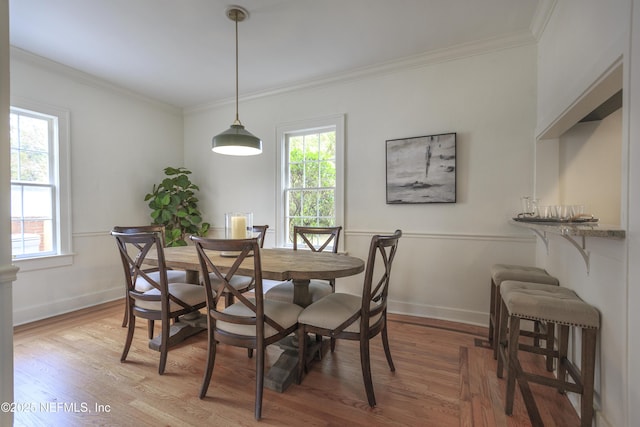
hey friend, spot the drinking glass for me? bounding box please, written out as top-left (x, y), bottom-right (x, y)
top-left (570, 205), bottom-right (585, 219)
top-left (530, 199), bottom-right (540, 217)
top-left (538, 206), bottom-right (551, 219)
top-left (520, 196), bottom-right (531, 215)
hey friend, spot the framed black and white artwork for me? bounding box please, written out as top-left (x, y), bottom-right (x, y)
top-left (386, 133), bottom-right (456, 204)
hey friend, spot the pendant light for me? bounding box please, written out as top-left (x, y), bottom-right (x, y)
top-left (212, 6), bottom-right (262, 156)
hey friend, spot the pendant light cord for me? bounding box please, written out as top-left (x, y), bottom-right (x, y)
top-left (234, 13), bottom-right (240, 125)
top-left (211, 6), bottom-right (262, 155)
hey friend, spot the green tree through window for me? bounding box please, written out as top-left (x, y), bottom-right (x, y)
top-left (286, 130), bottom-right (336, 242)
top-left (277, 115), bottom-right (344, 249)
top-left (10, 108), bottom-right (55, 257)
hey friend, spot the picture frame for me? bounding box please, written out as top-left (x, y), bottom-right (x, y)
top-left (386, 132), bottom-right (456, 204)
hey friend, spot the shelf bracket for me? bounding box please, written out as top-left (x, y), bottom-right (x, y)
top-left (531, 229), bottom-right (549, 254)
top-left (559, 233), bottom-right (590, 274)
top-left (511, 219), bottom-right (624, 276)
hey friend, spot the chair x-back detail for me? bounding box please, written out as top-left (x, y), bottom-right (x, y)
top-left (210, 225), bottom-right (269, 308)
top-left (112, 228), bottom-right (206, 375)
top-left (252, 225), bottom-right (269, 248)
top-left (191, 236), bottom-right (302, 420)
top-left (115, 225), bottom-right (188, 329)
top-left (296, 229), bottom-right (402, 407)
top-left (293, 225), bottom-right (342, 254)
top-left (265, 226), bottom-right (342, 304)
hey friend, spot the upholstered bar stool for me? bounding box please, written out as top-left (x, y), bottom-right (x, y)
top-left (489, 264), bottom-right (559, 360)
top-left (496, 280), bottom-right (600, 427)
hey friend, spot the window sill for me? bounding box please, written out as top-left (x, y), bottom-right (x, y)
top-left (12, 253), bottom-right (75, 272)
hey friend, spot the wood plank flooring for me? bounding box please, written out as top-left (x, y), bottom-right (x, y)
top-left (12, 301), bottom-right (581, 426)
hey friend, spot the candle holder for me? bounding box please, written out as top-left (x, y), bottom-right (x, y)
top-left (223, 212), bottom-right (253, 256)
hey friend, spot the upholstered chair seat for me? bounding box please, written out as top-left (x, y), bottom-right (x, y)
top-left (133, 283), bottom-right (207, 312)
top-left (263, 280), bottom-right (332, 304)
top-left (499, 281), bottom-right (599, 328)
top-left (298, 293), bottom-right (382, 333)
top-left (217, 298), bottom-right (302, 338)
top-left (135, 269), bottom-right (188, 292)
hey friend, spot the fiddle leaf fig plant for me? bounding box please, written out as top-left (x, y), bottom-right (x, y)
top-left (144, 166), bottom-right (210, 246)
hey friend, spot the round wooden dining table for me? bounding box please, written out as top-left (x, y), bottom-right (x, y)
top-left (148, 246), bottom-right (365, 307)
top-left (145, 245), bottom-right (364, 392)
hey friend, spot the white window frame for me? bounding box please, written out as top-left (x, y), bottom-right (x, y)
top-left (10, 97), bottom-right (73, 271)
top-left (276, 114), bottom-right (345, 250)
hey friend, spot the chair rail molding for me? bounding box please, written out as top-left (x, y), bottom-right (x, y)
top-left (0, 264), bottom-right (19, 283)
top-left (346, 229), bottom-right (534, 243)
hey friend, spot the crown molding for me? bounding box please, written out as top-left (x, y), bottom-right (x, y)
top-left (530, 0), bottom-right (557, 41)
top-left (185, 30), bottom-right (537, 115)
top-left (10, 28), bottom-right (537, 119)
top-left (10, 46), bottom-right (182, 116)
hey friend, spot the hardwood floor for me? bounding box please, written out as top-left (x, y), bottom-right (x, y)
top-left (12, 300), bottom-right (581, 426)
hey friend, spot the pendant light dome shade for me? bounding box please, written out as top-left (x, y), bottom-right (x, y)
top-left (212, 123), bottom-right (262, 156)
top-left (212, 6), bottom-right (262, 156)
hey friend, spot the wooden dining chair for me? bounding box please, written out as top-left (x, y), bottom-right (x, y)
top-left (209, 225), bottom-right (269, 307)
top-left (296, 230), bottom-right (402, 407)
top-left (264, 225), bottom-right (342, 303)
top-left (112, 229), bottom-right (206, 375)
top-left (113, 225), bottom-right (188, 330)
top-left (252, 224), bottom-right (269, 247)
top-left (191, 236), bottom-right (302, 420)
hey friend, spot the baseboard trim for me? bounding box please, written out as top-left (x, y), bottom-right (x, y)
top-left (13, 287), bottom-right (122, 326)
top-left (388, 299), bottom-right (489, 327)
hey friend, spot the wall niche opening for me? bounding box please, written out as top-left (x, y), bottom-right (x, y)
top-left (536, 62), bottom-right (623, 226)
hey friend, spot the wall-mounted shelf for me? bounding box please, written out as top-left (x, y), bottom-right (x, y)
top-left (510, 220), bottom-right (625, 274)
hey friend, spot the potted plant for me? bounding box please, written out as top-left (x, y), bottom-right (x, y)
top-left (144, 166), bottom-right (210, 246)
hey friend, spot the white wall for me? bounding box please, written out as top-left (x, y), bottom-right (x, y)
top-left (536, 1), bottom-right (633, 426)
top-left (10, 50), bottom-right (185, 324)
top-left (184, 43), bottom-right (538, 325)
top-left (537, 0), bottom-right (629, 137)
top-left (558, 108), bottom-right (622, 225)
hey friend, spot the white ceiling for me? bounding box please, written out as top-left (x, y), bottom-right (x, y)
top-left (9, 0), bottom-right (543, 109)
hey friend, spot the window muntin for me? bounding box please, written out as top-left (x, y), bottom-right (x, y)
top-left (285, 129), bottom-right (337, 242)
top-left (277, 115), bottom-right (344, 249)
top-left (10, 107), bottom-right (58, 258)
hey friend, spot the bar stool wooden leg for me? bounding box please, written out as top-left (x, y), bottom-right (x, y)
top-left (545, 321), bottom-right (555, 372)
top-left (492, 280), bottom-right (502, 360)
top-left (557, 324), bottom-right (569, 394)
top-left (496, 298), bottom-right (509, 379)
top-left (505, 314), bottom-right (520, 415)
top-left (489, 278), bottom-right (496, 347)
top-left (533, 320), bottom-right (540, 348)
top-left (581, 328), bottom-right (597, 427)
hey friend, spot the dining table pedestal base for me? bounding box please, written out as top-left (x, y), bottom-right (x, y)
top-left (148, 311), bottom-right (207, 351)
top-left (264, 335), bottom-right (326, 392)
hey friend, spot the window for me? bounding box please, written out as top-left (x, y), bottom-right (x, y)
top-left (276, 115), bottom-right (344, 249)
top-left (10, 99), bottom-right (72, 268)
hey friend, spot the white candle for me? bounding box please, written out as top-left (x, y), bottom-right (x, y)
top-left (231, 216), bottom-right (246, 239)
